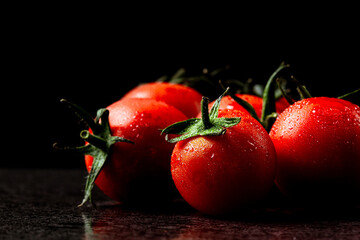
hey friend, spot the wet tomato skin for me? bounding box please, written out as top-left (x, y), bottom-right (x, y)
top-left (121, 82), bottom-right (202, 118)
top-left (269, 97), bottom-right (360, 203)
top-left (171, 110), bottom-right (277, 215)
top-left (85, 98), bottom-right (187, 204)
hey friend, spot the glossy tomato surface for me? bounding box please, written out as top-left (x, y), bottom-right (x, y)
top-left (269, 97), bottom-right (360, 204)
top-left (171, 110), bottom-right (276, 215)
top-left (122, 82), bottom-right (202, 118)
top-left (85, 98), bottom-right (187, 204)
top-left (209, 94), bottom-right (290, 119)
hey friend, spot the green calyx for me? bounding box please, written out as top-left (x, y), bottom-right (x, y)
top-left (55, 99), bottom-right (134, 207)
top-left (161, 88), bottom-right (241, 143)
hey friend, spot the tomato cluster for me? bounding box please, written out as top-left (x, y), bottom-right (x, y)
top-left (59, 65), bottom-right (360, 216)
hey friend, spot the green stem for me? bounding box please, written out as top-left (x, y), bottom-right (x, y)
top-left (261, 62), bottom-right (290, 131)
top-left (60, 99), bottom-right (100, 133)
top-left (338, 88), bottom-right (360, 100)
top-left (80, 130), bottom-right (108, 151)
top-left (276, 77), bottom-right (295, 105)
top-left (56, 99), bottom-right (134, 207)
top-left (201, 97), bottom-right (212, 129)
top-left (161, 89), bottom-right (241, 143)
top-left (291, 76), bottom-right (312, 99)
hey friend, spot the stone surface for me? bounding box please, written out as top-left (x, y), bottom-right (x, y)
top-left (0, 169), bottom-right (359, 239)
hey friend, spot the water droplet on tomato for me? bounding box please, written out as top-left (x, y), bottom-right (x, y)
top-left (210, 153), bottom-right (215, 158)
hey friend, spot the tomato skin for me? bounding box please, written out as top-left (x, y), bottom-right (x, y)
top-left (269, 97), bottom-right (360, 203)
top-left (274, 96), bottom-right (292, 114)
top-left (171, 110), bottom-right (276, 215)
top-left (209, 94), bottom-right (290, 119)
top-left (85, 98), bottom-right (187, 203)
top-left (121, 82), bottom-right (202, 118)
top-left (236, 94), bottom-right (264, 118)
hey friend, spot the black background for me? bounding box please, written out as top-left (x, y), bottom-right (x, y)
top-left (4, 5), bottom-right (360, 168)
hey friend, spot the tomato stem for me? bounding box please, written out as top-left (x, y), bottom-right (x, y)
top-left (338, 88), bottom-right (360, 100)
top-left (80, 130), bottom-right (108, 151)
top-left (261, 62), bottom-right (290, 132)
top-left (201, 97), bottom-right (212, 129)
top-left (276, 77), bottom-right (295, 105)
top-left (291, 75), bottom-right (312, 99)
top-left (161, 88), bottom-right (241, 143)
top-left (218, 80), bottom-right (262, 124)
top-left (261, 62), bottom-right (290, 122)
top-left (55, 99), bottom-right (134, 207)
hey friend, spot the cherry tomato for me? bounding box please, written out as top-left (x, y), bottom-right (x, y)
top-left (269, 97), bottom-right (360, 204)
top-left (122, 82), bottom-right (202, 118)
top-left (85, 98), bottom-right (187, 204)
top-left (209, 94), bottom-right (290, 119)
top-left (170, 110), bottom-right (276, 215)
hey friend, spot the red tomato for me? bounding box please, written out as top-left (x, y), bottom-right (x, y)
top-left (85, 98), bottom-right (187, 204)
top-left (122, 82), bottom-right (203, 118)
top-left (269, 97), bottom-right (360, 204)
top-left (209, 94), bottom-right (290, 119)
top-left (274, 96), bottom-right (292, 114)
top-left (171, 110), bottom-right (276, 215)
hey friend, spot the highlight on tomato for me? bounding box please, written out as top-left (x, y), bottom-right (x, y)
top-left (121, 81), bottom-right (202, 118)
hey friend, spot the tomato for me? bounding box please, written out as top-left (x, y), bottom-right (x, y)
top-left (209, 94), bottom-right (290, 119)
top-left (269, 97), bottom-right (360, 204)
top-left (121, 82), bottom-right (203, 118)
top-left (170, 110), bottom-right (276, 215)
top-left (84, 98), bottom-right (187, 204)
top-left (274, 96), bottom-right (292, 114)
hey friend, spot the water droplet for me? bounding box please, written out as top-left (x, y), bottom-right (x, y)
top-left (211, 153), bottom-right (215, 158)
top-left (247, 140), bottom-right (255, 147)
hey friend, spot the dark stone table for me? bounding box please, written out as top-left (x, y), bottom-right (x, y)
top-left (1, 169), bottom-right (359, 239)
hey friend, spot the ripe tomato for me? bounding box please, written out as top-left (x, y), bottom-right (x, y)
top-left (85, 98), bottom-right (187, 204)
top-left (121, 82), bottom-right (202, 118)
top-left (170, 110), bottom-right (276, 215)
top-left (269, 97), bottom-right (360, 204)
top-left (209, 94), bottom-right (290, 119)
